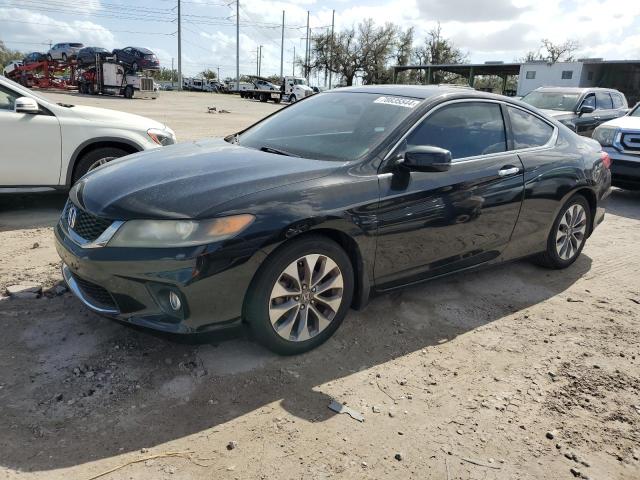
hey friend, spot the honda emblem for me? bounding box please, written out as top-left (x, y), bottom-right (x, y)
top-left (68, 206), bottom-right (77, 229)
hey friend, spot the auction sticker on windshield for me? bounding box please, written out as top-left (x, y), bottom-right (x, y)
top-left (374, 96), bottom-right (421, 108)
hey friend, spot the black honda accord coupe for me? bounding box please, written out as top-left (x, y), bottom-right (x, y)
top-left (55, 85), bottom-right (611, 354)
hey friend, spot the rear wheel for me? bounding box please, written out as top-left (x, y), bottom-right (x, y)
top-left (72, 146), bottom-right (130, 184)
top-left (61, 53), bottom-right (67, 63)
top-left (533, 194), bottom-right (591, 269)
top-left (244, 235), bottom-right (354, 355)
top-left (47, 54), bottom-right (53, 62)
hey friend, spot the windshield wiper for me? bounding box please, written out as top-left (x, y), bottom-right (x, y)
top-left (259, 146), bottom-right (299, 157)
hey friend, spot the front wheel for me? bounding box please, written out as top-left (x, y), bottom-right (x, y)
top-left (289, 94), bottom-right (297, 103)
top-left (244, 235), bottom-right (354, 355)
top-left (123, 85), bottom-right (134, 99)
top-left (72, 147), bottom-right (129, 184)
top-left (533, 194), bottom-right (591, 269)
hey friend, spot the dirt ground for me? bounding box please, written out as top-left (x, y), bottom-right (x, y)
top-left (1, 91), bottom-right (639, 480)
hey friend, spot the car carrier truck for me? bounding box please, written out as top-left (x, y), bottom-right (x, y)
top-left (77, 54), bottom-right (157, 99)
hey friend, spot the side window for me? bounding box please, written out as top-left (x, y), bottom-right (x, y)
top-left (0, 86), bottom-right (20, 111)
top-left (526, 71), bottom-right (536, 79)
top-left (611, 94), bottom-right (625, 109)
top-left (596, 92), bottom-right (613, 110)
top-left (561, 70), bottom-right (573, 80)
top-left (507, 106), bottom-right (554, 149)
top-left (406, 102), bottom-right (507, 160)
top-left (581, 94), bottom-right (595, 109)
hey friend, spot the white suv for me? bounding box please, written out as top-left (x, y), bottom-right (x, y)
top-left (47, 43), bottom-right (84, 62)
top-left (0, 76), bottom-right (176, 188)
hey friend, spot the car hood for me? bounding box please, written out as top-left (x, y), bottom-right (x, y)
top-left (67, 105), bottom-right (166, 130)
top-left (598, 115), bottom-right (640, 129)
top-left (539, 109), bottom-right (575, 120)
top-left (74, 139), bottom-right (341, 219)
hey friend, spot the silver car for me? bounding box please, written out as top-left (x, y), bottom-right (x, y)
top-left (47, 43), bottom-right (84, 62)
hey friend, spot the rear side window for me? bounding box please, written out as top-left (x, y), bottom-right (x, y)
top-left (507, 106), bottom-right (554, 149)
top-left (611, 93), bottom-right (625, 109)
top-left (596, 92), bottom-right (613, 110)
top-left (406, 102), bottom-right (507, 160)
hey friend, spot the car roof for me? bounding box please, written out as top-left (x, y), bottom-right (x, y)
top-left (329, 84), bottom-right (506, 100)
top-left (131, 47), bottom-right (153, 54)
top-left (533, 86), bottom-right (618, 94)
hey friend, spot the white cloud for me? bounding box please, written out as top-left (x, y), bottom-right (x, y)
top-left (0, 8), bottom-right (116, 50)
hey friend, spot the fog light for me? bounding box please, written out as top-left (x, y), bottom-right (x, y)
top-left (169, 291), bottom-right (181, 311)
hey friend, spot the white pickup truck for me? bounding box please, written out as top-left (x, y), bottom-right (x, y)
top-left (0, 75), bottom-right (175, 188)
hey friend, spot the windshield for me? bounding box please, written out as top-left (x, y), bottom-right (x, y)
top-left (294, 79), bottom-right (307, 86)
top-left (630, 104), bottom-right (640, 117)
top-left (521, 91), bottom-right (580, 111)
top-left (236, 92), bottom-right (420, 161)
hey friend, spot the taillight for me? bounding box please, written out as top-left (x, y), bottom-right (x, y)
top-left (600, 151), bottom-right (611, 169)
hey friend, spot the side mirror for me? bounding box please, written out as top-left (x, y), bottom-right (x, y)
top-left (577, 104), bottom-right (595, 116)
top-left (14, 97), bottom-right (39, 114)
top-left (402, 146), bottom-right (452, 172)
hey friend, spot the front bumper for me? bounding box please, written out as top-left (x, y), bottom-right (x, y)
top-left (603, 146), bottom-right (640, 189)
top-left (55, 223), bottom-right (266, 334)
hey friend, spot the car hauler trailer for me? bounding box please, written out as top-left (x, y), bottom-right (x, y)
top-left (77, 55), bottom-right (157, 99)
top-left (6, 59), bottom-right (77, 89)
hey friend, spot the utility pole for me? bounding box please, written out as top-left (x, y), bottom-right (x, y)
top-left (258, 45), bottom-right (263, 76)
top-left (217, 65), bottom-right (220, 81)
top-left (329, 9), bottom-right (334, 89)
top-left (236, 0), bottom-right (240, 91)
top-left (177, 0), bottom-right (182, 90)
top-left (256, 47), bottom-right (259, 76)
top-left (305, 11), bottom-right (310, 81)
top-left (292, 45), bottom-right (295, 76)
top-left (280, 10), bottom-right (285, 80)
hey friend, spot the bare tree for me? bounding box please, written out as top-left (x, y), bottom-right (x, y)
top-left (540, 38), bottom-right (580, 63)
top-left (413, 23), bottom-right (467, 83)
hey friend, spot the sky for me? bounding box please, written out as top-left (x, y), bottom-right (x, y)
top-left (1, 0), bottom-right (639, 81)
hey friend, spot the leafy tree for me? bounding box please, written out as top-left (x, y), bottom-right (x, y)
top-left (149, 67), bottom-right (178, 82)
top-left (0, 40), bottom-right (24, 68)
top-left (199, 68), bottom-right (217, 80)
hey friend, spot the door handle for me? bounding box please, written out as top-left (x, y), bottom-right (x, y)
top-left (498, 166), bottom-right (520, 177)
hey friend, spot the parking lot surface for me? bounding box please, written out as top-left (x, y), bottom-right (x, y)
top-left (0, 91), bottom-right (639, 480)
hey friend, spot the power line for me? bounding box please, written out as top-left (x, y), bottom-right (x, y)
top-left (0, 18), bottom-right (177, 35)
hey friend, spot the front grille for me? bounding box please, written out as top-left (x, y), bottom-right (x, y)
top-left (140, 78), bottom-right (154, 91)
top-left (72, 273), bottom-right (117, 309)
top-left (63, 201), bottom-right (112, 242)
top-left (620, 132), bottom-right (640, 153)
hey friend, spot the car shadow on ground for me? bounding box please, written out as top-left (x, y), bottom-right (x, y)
top-left (0, 192), bottom-right (67, 231)
top-left (0, 253), bottom-right (592, 472)
top-left (607, 188), bottom-right (640, 220)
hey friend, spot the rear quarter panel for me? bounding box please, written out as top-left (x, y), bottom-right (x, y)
top-left (501, 128), bottom-right (608, 261)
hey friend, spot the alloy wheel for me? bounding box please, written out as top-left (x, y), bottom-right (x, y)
top-left (269, 254), bottom-right (344, 342)
top-left (88, 157), bottom-right (116, 172)
top-left (555, 203), bottom-right (587, 260)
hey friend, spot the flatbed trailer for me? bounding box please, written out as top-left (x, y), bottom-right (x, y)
top-left (239, 89), bottom-right (283, 103)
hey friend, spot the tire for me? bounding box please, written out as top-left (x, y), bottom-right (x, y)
top-left (259, 93), bottom-right (268, 102)
top-left (72, 147), bottom-right (129, 184)
top-left (87, 83), bottom-right (95, 95)
top-left (78, 83), bottom-right (86, 94)
top-left (289, 94), bottom-right (297, 103)
top-left (533, 194), bottom-right (591, 269)
top-left (61, 53), bottom-right (67, 62)
top-left (244, 235), bottom-right (354, 355)
top-left (132, 62), bottom-right (138, 72)
top-left (124, 85), bottom-right (134, 99)
top-left (47, 54), bottom-right (53, 62)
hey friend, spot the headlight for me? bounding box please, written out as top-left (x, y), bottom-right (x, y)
top-left (592, 126), bottom-right (619, 147)
top-left (107, 215), bottom-right (254, 248)
top-left (147, 128), bottom-right (176, 146)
